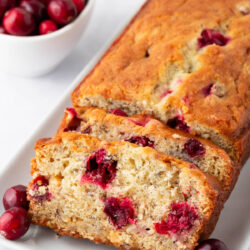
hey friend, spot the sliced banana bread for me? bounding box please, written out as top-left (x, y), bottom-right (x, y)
top-left (28, 132), bottom-right (222, 250)
top-left (58, 107), bottom-right (236, 194)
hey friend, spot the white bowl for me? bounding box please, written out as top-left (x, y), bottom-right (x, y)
top-left (0, 0), bottom-right (95, 78)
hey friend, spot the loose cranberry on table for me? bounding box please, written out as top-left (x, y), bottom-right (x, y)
top-left (20, 0), bottom-right (46, 22)
top-left (0, 207), bottom-right (30, 240)
top-left (39, 20), bottom-right (58, 35)
top-left (48, 0), bottom-right (78, 25)
top-left (3, 185), bottom-right (29, 211)
top-left (3, 7), bottom-right (35, 36)
top-left (196, 239), bottom-right (228, 250)
top-left (0, 0), bottom-right (16, 19)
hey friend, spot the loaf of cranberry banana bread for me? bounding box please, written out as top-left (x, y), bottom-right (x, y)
top-left (58, 107), bottom-right (236, 194)
top-left (72, 0), bottom-right (250, 165)
top-left (28, 132), bottom-right (222, 250)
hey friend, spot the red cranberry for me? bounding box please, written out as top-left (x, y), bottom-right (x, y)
top-left (160, 90), bottom-right (173, 99)
top-left (196, 239), bottom-right (228, 250)
top-left (0, 0), bottom-right (16, 19)
top-left (3, 7), bottom-right (35, 36)
top-left (64, 107), bottom-right (82, 132)
top-left (81, 149), bottom-right (117, 189)
top-left (198, 29), bottom-right (230, 48)
top-left (0, 207), bottom-right (30, 240)
top-left (20, 0), bottom-right (46, 21)
top-left (72, 0), bottom-right (85, 13)
top-left (31, 176), bottom-right (48, 190)
top-left (104, 197), bottom-right (135, 229)
top-left (65, 107), bottom-right (77, 117)
top-left (129, 118), bottom-right (150, 127)
top-left (189, 164), bottom-right (197, 169)
top-left (48, 0), bottom-right (77, 25)
top-left (30, 176), bottom-right (51, 201)
top-left (3, 185), bottom-right (29, 211)
top-left (81, 125), bottom-right (91, 134)
top-left (109, 109), bottom-right (128, 117)
top-left (184, 139), bottom-right (206, 158)
top-left (202, 83), bottom-right (214, 97)
top-left (39, 20), bottom-right (58, 34)
top-left (125, 136), bottom-right (154, 148)
top-left (154, 202), bottom-right (198, 235)
top-left (167, 115), bottom-right (190, 133)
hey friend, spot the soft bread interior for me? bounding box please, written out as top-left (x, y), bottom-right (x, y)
top-left (29, 133), bottom-right (218, 250)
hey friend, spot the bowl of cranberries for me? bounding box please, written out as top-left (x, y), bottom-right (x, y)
top-left (0, 0), bottom-right (94, 77)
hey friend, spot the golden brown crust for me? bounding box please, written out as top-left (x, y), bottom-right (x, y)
top-left (72, 0), bottom-right (153, 103)
top-left (236, 127), bottom-right (250, 166)
top-left (72, 0), bottom-right (250, 166)
top-left (35, 137), bottom-right (62, 149)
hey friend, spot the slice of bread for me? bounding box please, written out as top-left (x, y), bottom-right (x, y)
top-left (28, 132), bottom-right (222, 250)
top-left (58, 107), bottom-right (236, 194)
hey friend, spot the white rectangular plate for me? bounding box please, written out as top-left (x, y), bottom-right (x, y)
top-left (0, 4), bottom-right (249, 250)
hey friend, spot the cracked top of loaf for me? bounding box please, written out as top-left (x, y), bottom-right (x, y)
top-left (72, 0), bottom-right (250, 164)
